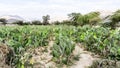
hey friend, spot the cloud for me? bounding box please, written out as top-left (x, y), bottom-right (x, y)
top-left (0, 0), bottom-right (120, 21)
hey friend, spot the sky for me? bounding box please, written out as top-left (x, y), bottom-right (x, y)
top-left (0, 0), bottom-right (120, 22)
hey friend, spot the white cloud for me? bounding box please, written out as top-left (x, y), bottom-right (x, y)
top-left (0, 0), bottom-right (120, 21)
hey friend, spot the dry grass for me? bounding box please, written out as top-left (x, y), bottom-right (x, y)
top-left (0, 43), bottom-right (11, 68)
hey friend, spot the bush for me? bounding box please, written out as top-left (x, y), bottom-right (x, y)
top-left (31, 20), bottom-right (42, 25)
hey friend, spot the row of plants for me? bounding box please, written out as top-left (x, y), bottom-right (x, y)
top-left (76, 26), bottom-right (120, 60)
top-left (51, 26), bottom-right (76, 65)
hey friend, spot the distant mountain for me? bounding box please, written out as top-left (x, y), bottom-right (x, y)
top-left (0, 15), bottom-right (24, 23)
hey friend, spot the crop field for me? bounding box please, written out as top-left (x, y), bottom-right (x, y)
top-left (0, 25), bottom-right (120, 68)
top-left (0, 0), bottom-right (120, 68)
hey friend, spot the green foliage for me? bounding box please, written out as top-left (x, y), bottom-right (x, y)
top-left (68, 13), bottom-right (82, 26)
top-left (68, 12), bottom-right (101, 26)
top-left (52, 35), bottom-right (75, 65)
top-left (0, 26), bottom-right (50, 67)
top-left (103, 10), bottom-right (120, 29)
top-left (76, 26), bottom-right (120, 60)
top-left (84, 12), bottom-right (101, 25)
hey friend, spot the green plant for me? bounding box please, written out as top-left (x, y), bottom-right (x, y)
top-left (52, 35), bottom-right (75, 65)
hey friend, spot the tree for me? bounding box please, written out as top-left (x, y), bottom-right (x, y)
top-left (0, 18), bottom-right (7, 25)
top-left (32, 20), bottom-right (42, 25)
top-left (103, 10), bottom-right (120, 29)
top-left (83, 12), bottom-right (101, 25)
top-left (13, 20), bottom-right (24, 25)
top-left (68, 12), bottom-right (101, 26)
top-left (68, 13), bottom-right (82, 26)
top-left (110, 10), bottom-right (120, 29)
top-left (42, 15), bottom-right (50, 25)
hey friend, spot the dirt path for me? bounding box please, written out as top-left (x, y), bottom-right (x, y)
top-left (31, 42), bottom-right (99, 68)
top-left (71, 44), bottom-right (99, 68)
